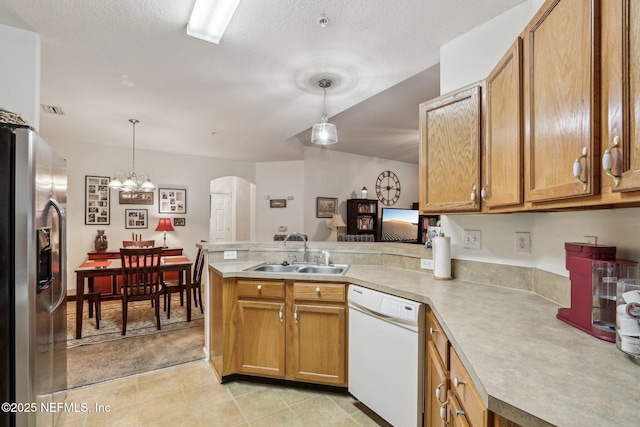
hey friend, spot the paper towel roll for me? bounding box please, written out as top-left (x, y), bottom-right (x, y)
top-left (433, 236), bottom-right (452, 280)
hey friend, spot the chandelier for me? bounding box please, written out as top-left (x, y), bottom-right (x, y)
top-left (108, 119), bottom-right (155, 192)
top-left (311, 79), bottom-right (338, 145)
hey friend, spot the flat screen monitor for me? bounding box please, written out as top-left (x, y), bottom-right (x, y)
top-left (380, 208), bottom-right (419, 243)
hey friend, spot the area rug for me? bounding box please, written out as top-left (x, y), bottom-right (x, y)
top-left (67, 326), bottom-right (204, 389)
top-left (66, 295), bottom-right (205, 389)
top-left (66, 296), bottom-right (204, 348)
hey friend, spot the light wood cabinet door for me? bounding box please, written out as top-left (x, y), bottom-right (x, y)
top-left (419, 84), bottom-right (482, 213)
top-left (291, 303), bottom-right (346, 386)
top-left (236, 300), bottom-right (286, 378)
top-left (601, 0), bottom-right (640, 193)
top-left (484, 38), bottom-right (524, 210)
top-left (523, 0), bottom-right (600, 203)
top-left (426, 342), bottom-right (449, 427)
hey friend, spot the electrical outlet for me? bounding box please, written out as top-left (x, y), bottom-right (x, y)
top-left (421, 259), bottom-right (434, 270)
top-left (462, 230), bottom-right (481, 249)
top-left (515, 232), bottom-right (531, 253)
top-left (223, 250), bottom-right (237, 260)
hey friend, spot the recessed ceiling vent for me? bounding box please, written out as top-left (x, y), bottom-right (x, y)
top-left (41, 104), bottom-right (65, 115)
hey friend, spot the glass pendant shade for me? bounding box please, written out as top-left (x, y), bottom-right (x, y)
top-left (311, 115), bottom-right (338, 145)
top-left (311, 79), bottom-right (338, 146)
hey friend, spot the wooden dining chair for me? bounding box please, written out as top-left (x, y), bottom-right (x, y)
top-left (161, 248), bottom-right (205, 318)
top-left (119, 246), bottom-right (163, 335)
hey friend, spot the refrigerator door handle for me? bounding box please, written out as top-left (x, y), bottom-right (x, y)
top-left (43, 197), bottom-right (66, 313)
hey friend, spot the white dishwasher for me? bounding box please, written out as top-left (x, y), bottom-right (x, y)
top-left (348, 284), bottom-right (425, 427)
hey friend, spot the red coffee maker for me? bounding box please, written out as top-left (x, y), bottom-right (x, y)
top-left (558, 242), bottom-right (638, 342)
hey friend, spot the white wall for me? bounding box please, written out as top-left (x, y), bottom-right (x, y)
top-left (440, 0), bottom-right (545, 94)
top-left (439, 0), bottom-right (640, 277)
top-left (255, 161), bottom-right (305, 241)
top-left (0, 24), bottom-right (40, 129)
top-left (49, 138), bottom-right (255, 291)
top-left (303, 146), bottom-right (419, 241)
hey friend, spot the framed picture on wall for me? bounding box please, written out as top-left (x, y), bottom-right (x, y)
top-left (119, 190), bottom-right (154, 205)
top-left (85, 175), bottom-right (110, 225)
top-left (270, 199), bottom-right (286, 208)
top-left (173, 217), bottom-right (186, 226)
top-left (316, 197), bottom-right (337, 218)
top-left (125, 209), bottom-right (148, 229)
top-left (158, 188), bottom-right (187, 214)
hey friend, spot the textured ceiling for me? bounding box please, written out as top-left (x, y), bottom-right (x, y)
top-left (0, 0), bottom-right (525, 164)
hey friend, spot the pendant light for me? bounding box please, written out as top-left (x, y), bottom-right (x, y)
top-left (108, 119), bottom-right (156, 192)
top-left (311, 79), bottom-right (338, 145)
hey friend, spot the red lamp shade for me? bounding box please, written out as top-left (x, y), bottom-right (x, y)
top-left (155, 218), bottom-right (174, 248)
top-left (155, 218), bottom-right (174, 232)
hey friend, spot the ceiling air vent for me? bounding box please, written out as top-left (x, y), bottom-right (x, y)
top-left (41, 104), bottom-right (65, 115)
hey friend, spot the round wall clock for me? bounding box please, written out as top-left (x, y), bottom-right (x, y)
top-left (376, 170), bottom-right (401, 206)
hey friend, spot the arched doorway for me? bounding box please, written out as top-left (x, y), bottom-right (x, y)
top-left (209, 176), bottom-right (255, 242)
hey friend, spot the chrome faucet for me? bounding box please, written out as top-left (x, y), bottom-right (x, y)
top-left (283, 233), bottom-right (308, 263)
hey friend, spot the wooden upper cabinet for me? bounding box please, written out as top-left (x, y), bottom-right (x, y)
top-left (484, 38), bottom-right (524, 210)
top-left (601, 0), bottom-right (640, 193)
top-left (523, 0), bottom-right (600, 203)
top-left (419, 83), bottom-right (482, 213)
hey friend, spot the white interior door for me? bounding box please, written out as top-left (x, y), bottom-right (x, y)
top-left (210, 193), bottom-right (231, 242)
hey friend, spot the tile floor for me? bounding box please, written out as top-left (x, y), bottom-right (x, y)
top-left (55, 361), bottom-right (387, 427)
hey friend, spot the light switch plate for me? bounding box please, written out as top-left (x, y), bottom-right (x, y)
top-left (463, 230), bottom-right (481, 249)
top-left (223, 250), bottom-right (237, 260)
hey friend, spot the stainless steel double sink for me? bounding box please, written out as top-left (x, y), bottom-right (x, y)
top-left (244, 262), bottom-right (349, 275)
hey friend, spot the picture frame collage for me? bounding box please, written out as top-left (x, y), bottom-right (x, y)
top-left (84, 175), bottom-right (187, 228)
top-left (85, 176), bottom-right (110, 225)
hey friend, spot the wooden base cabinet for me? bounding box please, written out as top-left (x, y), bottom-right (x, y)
top-left (237, 300), bottom-right (286, 377)
top-left (291, 303), bottom-right (346, 385)
top-left (209, 270), bottom-right (347, 387)
top-left (426, 307), bottom-right (523, 427)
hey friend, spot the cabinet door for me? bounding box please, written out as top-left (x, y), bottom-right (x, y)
top-left (524, 0), bottom-right (599, 202)
top-left (426, 342), bottom-right (449, 427)
top-left (236, 300), bottom-right (285, 378)
top-left (419, 84), bottom-right (482, 212)
top-left (601, 0), bottom-right (640, 192)
top-left (291, 303), bottom-right (346, 386)
top-left (484, 38), bottom-right (524, 209)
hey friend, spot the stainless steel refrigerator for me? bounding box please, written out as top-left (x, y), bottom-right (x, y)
top-left (1, 125), bottom-right (67, 427)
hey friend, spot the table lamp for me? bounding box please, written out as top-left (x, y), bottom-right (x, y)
top-left (328, 214), bottom-right (346, 241)
top-left (155, 218), bottom-right (174, 248)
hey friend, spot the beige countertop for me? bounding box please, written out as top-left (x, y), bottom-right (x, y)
top-left (209, 261), bottom-right (640, 427)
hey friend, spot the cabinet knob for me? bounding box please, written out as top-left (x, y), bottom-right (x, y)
top-left (573, 147), bottom-right (589, 191)
top-left (602, 136), bottom-right (621, 187)
top-left (257, 285), bottom-right (262, 291)
top-left (454, 377), bottom-right (466, 388)
top-left (315, 287), bottom-right (321, 293)
top-left (429, 327), bottom-right (439, 335)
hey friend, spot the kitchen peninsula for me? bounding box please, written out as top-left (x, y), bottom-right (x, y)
top-left (201, 241), bottom-right (640, 427)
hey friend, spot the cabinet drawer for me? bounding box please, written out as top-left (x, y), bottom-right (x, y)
top-left (450, 348), bottom-right (488, 427)
top-left (427, 309), bottom-right (449, 367)
top-left (293, 282), bottom-right (345, 302)
top-left (237, 280), bottom-right (285, 299)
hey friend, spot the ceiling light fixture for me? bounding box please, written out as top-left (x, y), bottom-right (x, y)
top-left (187, 0), bottom-right (242, 44)
top-left (108, 119), bottom-right (155, 192)
top-left (311, 79), bottom-right (338, 146)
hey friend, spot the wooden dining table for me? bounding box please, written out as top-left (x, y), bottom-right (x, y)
top-left (74, 255), bottom-right (193, 339)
